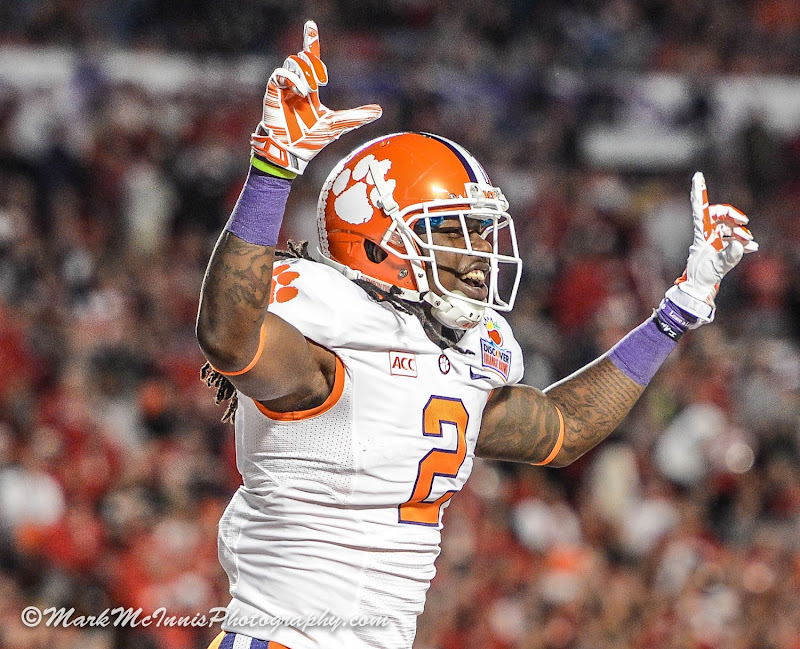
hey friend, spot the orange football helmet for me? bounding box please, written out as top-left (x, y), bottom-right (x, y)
top-left (316, 132), bottom-right (522, 329)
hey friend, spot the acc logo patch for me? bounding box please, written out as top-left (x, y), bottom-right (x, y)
top-left (480, 320), bottom-right (511, 381)
top-left (389, 351), bottom-right (417, 377)
top-left (331, 154), bottom-right (395, 225)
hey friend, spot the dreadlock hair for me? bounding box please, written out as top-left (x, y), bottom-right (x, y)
top-left (200, 362), bottom-right (239, 423)
top-left (349, 280), bottom-right (472, 355)
top-left (202, 239), bottom-right (472, 423)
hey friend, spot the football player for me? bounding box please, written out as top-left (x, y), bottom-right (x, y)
top-left (196, 21), bottom-right (758, 649)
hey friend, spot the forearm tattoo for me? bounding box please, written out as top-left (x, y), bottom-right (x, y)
top-left (478, 358), bottom-right (645, 466)
top-left (544, 357), bottom-right (645, 463)
top-left (197, 232), bottom-right (277, 371)
top-left (202, 232), bottom-right (275, 317)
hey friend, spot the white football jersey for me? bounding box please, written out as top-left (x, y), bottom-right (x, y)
top-left (218, 258), bottom-right (523, 649)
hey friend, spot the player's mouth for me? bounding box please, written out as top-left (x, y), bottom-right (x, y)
top-left (456, 265), bottom-right (489, 300)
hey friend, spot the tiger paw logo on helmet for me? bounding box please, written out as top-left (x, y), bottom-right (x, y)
top-left (270, 264), bottom-right (300, 304)
top-left (331, 154), bottom-right (394, 225)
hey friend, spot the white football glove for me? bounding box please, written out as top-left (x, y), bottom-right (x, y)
top-left (250, 20), bottom-right (382, 176)
top-left (665, 172), bottom-right (759, 325)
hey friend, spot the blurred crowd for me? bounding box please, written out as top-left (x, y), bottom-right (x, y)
top-left (1, 1), bottom-right (799, 648)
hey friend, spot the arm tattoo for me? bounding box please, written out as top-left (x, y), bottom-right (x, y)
top-left (544, 357), bottom-right (645, 464)
top-left (197, 231), bottom-right (276, 365)
top-left (476, 385), bottom-right (563, 464)
top-left (478, 357), bottom-right (645, 466)
top-left (203, 232), bottom-right (275, 313)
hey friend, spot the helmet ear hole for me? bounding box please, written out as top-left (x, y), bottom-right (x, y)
top-left (364, 240), bottom-right (389, 264)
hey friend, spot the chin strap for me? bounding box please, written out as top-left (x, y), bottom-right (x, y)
top-left (424, 290), bottom-right (485, 330)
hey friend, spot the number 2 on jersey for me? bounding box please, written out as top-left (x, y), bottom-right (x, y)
top-left (398, 396), bottom-right (468, 526)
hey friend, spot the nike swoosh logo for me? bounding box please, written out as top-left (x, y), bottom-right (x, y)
top-left (470, 368), bottom-right (490, 380)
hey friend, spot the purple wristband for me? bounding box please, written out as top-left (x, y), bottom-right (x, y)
top-left (654, 297), bottom-right (697, 340)
top-left (224, 167), bottom-right (291, 247)
top-left (608, 318), bottom-right (677, 386)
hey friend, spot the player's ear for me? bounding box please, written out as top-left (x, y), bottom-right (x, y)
top-left (364, 240), bottom-right (388, 263)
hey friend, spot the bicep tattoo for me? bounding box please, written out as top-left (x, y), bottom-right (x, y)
top-left (477, 358), bottom-right (645, 466)
top-left (476, 385), bottom-right (563, 464)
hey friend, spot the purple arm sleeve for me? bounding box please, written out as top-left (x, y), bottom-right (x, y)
top-left (608, 318), bottom-right (677, 386)
top-left (607, 297), bottom-right (698, 386)
top-left (224, 167), bottom-right (291, 247)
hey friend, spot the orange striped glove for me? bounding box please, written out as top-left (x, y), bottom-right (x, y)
top-left (250, 21), bottom-right (382, 176)
top-left (665, 172), bottom-right (759, 325)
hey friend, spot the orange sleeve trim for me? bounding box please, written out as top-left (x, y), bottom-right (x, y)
top-left (533, 404), bottom-right (565, 466)
top-left (255, 355), bottom-right (345, 421)
top-left (206, 632), bottom-right (225, 649)
top-left (216, 322), bottom-right (267, 377)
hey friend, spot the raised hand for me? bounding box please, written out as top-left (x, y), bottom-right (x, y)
top-left (665, 172), bottom-right (759, 325)
top-left (250, 20), bottom-right (382, 176)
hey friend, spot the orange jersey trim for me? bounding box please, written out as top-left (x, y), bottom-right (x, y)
top-left (255, 355), bottom-right (345, 421)
top-left (216, 322), bottom-right (268, 377)
top-left (206, 632), bottom-right (225, 649)
top-left (533, 404), bottom-right (565, 466)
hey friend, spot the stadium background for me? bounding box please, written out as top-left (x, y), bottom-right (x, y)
top-left (1, 1), bottom-right (799, 647)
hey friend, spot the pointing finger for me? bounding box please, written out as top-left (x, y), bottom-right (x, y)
top-left (690, 172), bottom-right (711, 244)
top-left (303, 20), bottom-right (320, 59)
top-left (695, 172), bottom-right (711, 233)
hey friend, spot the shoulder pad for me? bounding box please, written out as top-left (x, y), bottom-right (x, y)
top-left (459, 310), bottom-right (524, 386)
top-left (267, 258), bottom-right (412, 350)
